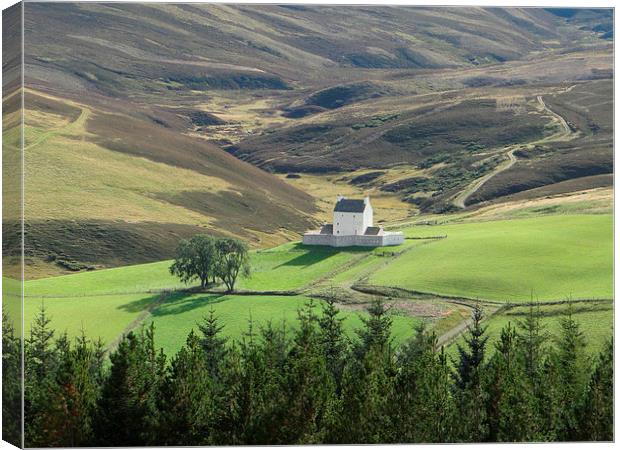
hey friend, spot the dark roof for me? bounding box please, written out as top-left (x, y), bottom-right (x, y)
top-left (320, 224), bottom-right (333, 235)
top-left (364, 226), bottom-right (381, 235)
top-left (334, 198), bottom-right (367, 213)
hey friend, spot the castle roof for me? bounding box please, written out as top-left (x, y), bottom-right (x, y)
top-left (334, 198), bottom-right (367, 213)
top-left (364, 226), bottom-right (382, 235)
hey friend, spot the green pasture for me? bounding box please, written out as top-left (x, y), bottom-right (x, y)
top-left (236, 242), bottom-right (368, 291)
top-left (10, 213), bottom-right (613, 360)
top-left (18, 242), bottom-right (413, 353)
top-left (3, 277), bottom-right (23, 334)
top-left (23, 293), bottom-right (159, 345)
top-left (447, 301), bottom-right (613, 357)
top-left (24, 242), bottom-right (364, 297)
top-left (21, 290), bottom-right (421, 357)
top-left (25, 261), bottom-right (182, 296)
top-left (148, 294), bottom-right (420, 357)
top-left (370, 214), bottom-right (613, 302)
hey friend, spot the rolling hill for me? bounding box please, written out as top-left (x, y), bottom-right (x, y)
top-left (7, 4), bottom-right (613, 277)
top-left (24, 4), bottom-right (598, 96)
top-left (8, 89), bottom-right (319, 278)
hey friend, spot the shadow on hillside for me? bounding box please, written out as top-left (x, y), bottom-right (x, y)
top-left (277, 243), bottom-right (372, 267)
top-left (116, 292), bottom-right (227, 317)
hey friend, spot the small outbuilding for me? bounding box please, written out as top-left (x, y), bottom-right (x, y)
top-left (303, 195), bottom-right (404, 247)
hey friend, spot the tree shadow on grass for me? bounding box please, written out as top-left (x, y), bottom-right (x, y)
top-left (276, 243), bottom-right (372, 268)
top-left (116, 292), bottom-right (227, 317)
top-left (116, 294), bottom-right (163, 314)
top-left (150, 292), bottom-right (228, 317)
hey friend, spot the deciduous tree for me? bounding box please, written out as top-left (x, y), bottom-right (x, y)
top-left (170, 234), bottom-right (218, 288)
top-left (216, 238), bottom-right (251, 292)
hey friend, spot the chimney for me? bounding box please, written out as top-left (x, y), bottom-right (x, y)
top-left (337, 194), bottom-right (344, 202)
top-left (364, 195), bottom-right (370, 205)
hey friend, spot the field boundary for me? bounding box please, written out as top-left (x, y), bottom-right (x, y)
top-left (351, 283), bottom-right (613, 306)
top-left (104, 292), bottom-right (169, 353)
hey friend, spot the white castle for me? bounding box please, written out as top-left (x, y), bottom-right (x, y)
top-left (303, 195), bottom-right (404, 247)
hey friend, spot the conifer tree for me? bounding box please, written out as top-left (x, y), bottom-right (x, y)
top-left (451, 303), bottom-right (489, 442)
top-left (578, 337), bottom-right (613, 441)
top-left (24, 305), bottom-right (65, 447)
top-left (516, 301), bottom-right (547, 380)
top-left (354, 298), bottom-right (393, 359)
top-left (52, 332), bottom-right (105, 446)
top-left (485, 323), bottom-right (539, 442)
top-left (2, 309), bottom-right (22, 447)
top-left (227, 319), bottom-right (290, 444)
top-left (335, 300), bottom-right (394, 444)
top-left (282, 301), bottom-right (334, 443)
top-left (391, 323), bottom-right (455, 443)
top-left (17, 293), bottom-right (614, 446)
top-left (554, 301), bottom-right (589, 440)
top-left (427, 346), bottom-right (456, 442)
top-left (95, 324), bottom-right (166, 445)
top-left (317, 295), bottom-right (347, 389)
top-left (198, 309), bottom-right (228, 377)
top-left (160, 330), bottom-right (223, 445)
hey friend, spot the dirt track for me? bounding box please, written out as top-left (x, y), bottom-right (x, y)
top-left (453, 91), bottom-right (577, 208)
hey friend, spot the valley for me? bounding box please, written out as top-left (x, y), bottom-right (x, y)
top-left (3, 5), bottom-right (613, 363)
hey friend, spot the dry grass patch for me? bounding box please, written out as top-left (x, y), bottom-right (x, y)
top-left (277, 171), bottom-right (415, 224)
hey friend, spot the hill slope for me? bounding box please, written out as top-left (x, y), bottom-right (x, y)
top-left (10, 89), bottom-right (318, 278)
top-left (24, 4), bottom-right (588, 97)
top-left (14, 4), bottom-right (613, 275)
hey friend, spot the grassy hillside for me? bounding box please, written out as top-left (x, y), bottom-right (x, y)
top-left (24, 242), bottom-right (366, 296)
top-left (21, 242), bottom-right (381, 348)
top-left (468, 79), bottom-right (613, 205)
top-left (368, 214), bottom-right (612, 302)
top-left (13, 89), bottom-right (319, 278)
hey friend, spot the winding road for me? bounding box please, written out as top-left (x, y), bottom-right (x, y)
top-left (452, 91), bottom-right (576, 208)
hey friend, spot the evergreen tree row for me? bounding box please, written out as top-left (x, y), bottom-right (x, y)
top-left (3, 299), bottom-right (613, 446)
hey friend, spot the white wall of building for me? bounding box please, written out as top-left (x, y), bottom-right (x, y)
top-left (303, 233), bottom-right (404, 247)
top-left (363, 198), bottom-right (373, 230)
top-left (333, 211), bottom-right (365, 236)
top-left (333, 196), bottom-right (373, 235)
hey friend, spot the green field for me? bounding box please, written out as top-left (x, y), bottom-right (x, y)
top-left (24, 293), bottom-right (156, 345)
top-left (25, 261), bottom-right (183, 296)
top-left (236, 243), bottom-right (369, 291)
top-left (369, 214), bottom-right (613, 302)
top-left (22, 291), bottom-right (420, 356)
top-left (24, 242), bottom-right (367, 297)
top-left (148, 294), bottom-right (420, 356)
top-left (447, 301), bottom-right (613, 357)
top-left (20, 242), bottom-right (387, 349)
top-left (12, 213), bottom-right (613, 359)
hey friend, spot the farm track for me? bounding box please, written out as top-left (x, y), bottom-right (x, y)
top-left (349, 281), bottom-right (613, 347)
top-left (104, 292), bottom-right (169, 353)
top-left (24, 90), bottom-right (91, 151)
top-left (452, 89), bottom-right (578, 209)
top-left (298, 251), bottom-right (374, 293)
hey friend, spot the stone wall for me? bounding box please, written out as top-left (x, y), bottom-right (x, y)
top-left (302, 233), bottom-right (404, 247)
